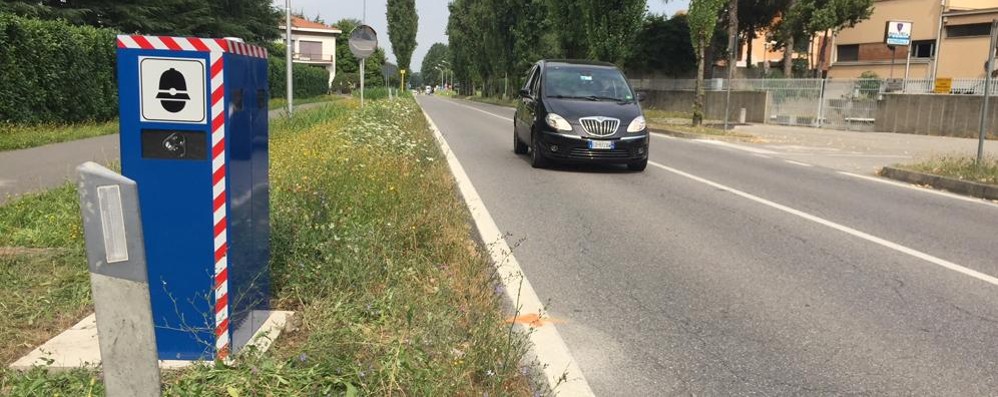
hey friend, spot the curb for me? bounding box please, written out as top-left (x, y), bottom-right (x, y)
top-left (649, 127), bottom-right (708, 140)
top-left (880, 166), bottom-right (998, 201)
top-left (418, 102), bottom-right (596, 397)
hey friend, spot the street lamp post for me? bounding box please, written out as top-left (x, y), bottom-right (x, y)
top-left (285, 0), bottom-right (293, 116)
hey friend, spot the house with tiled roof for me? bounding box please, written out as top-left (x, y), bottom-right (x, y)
top-left (278, 16), bottom-right (342, 88)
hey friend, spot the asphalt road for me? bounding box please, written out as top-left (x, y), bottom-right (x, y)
top-left (0, 103), bottom-right (329, 204)
top-left (417, 95), bottom-right (998, 396)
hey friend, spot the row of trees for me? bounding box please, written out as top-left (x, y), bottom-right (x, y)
top-left (0, 0), bottom-right (280, 42)
top-left (446, 0), bottom-right (647, 97)
top-left (445, 0), bottom-right (874, 103)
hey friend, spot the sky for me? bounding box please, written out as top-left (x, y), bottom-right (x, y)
top-left (277, 1), bottom-right (690, 73)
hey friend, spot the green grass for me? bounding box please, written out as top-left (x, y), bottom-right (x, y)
top-left (896, 156), bottom-right (998, 185)
top-left (462, 95), bottom-right (516, 108)
top-left (0, 183), bottom-right (90, 366)
top-left (644, 108), bottom-right (757, 141)
top-left (0, 98), bottom-right (530, 396)
top-left (268, 94), bottom-right (340, 111)
top-left (0, 121), bottom-right (118, 152)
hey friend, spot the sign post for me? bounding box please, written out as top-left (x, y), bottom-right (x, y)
top-left (349, 25), bottom-right (378, 108)
top-left (77, 162), bottom-right (161, 397)
top-left (885, 21), bottom-right (913, 81)
top-left (978, 19), bottom-right (998, 164)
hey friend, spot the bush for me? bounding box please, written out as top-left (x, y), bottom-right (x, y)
top-left (0, 13), bottom-right (118, 124)
top-left (331, 72), bottom-right (360, 94)
top-left (268, 57), bottom-right (329, 99)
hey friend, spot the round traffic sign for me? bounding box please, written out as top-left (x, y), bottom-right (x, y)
top-left (349, 25), bottom-right (378, 59)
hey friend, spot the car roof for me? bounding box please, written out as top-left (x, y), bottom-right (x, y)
top-left (541, 59), bottom-right (617, 68)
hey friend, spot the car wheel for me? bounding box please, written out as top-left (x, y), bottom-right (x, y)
top-left (514, 129), bottom-right (528, 154)
top-left (530, 133), bottom-right (548, 169)
top-left (627, 159), bottom-right (648, 172)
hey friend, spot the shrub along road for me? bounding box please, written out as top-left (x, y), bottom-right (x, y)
top-left (417, 95), bottom-right (998, 395)
top-left (1, 98), bottom-right (530, 395)
top-left (0, 102), bottom-right (334, 205)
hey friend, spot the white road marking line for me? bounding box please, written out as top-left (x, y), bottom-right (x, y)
top-left (648, 160), bottom-right (998, 288)
top-left (420, 103), bottom-right (596, 396)
top-left (694, 139), bottom-right (778, 155)
top-left (784, 160), bottom-right (813, 167)
top-left (753, 154), bottom-right (772, 159)
top-left (839, 171), bottom-right (998, 209)
top-left (445, 99), bottom-right (516, 122)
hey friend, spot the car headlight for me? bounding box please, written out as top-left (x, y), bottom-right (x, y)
top-left (627, 116), bottom-right (647, 133)
top-left (545, 113), bottom-right (573, 132)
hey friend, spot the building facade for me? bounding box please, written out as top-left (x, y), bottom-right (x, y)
top-left (827, 0), bottom-right (997, 79)
top-left (277, 16), bottom-right (342, 88)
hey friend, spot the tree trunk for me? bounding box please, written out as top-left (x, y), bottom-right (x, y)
top-left (816, 29), bottom-right (831, 78)
top-left (693, 38), bottom-right (706, 127)
top-left (728, 0), bottom-right (739, 80)
top-left (746, 29), bottom-right (755, 69)
top-left (783, 0), bottom-right (797, 78)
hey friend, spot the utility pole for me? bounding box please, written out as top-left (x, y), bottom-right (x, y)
top-left (978, 19), bottom-right (998, 164)
top-left (723, 0), bottom-right (738, 131)
top-left (285, 0), bottom-right (293, 116)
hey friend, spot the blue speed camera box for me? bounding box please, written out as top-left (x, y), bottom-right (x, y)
top-left (116, 35), bottom-right (270, 360)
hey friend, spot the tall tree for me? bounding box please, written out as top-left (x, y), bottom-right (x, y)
top-left (688, 0), bottom-right (727, 126)
top-left (420, 43), bottom-right (450, 86)
top-left (782, 0), bottom-right (873, 76)
top-left (580, 0), bottom-right (647, 64)
top-left (0, 0), bottom-right (280, 42)
top-left (738, 0), bottom-right (787, 68)
top-left (726, 0), bottom-right (738, 80)
top-left (626, 13), bottom-right (697, 78)
top-left (386, 0), bottom-right (418, 72)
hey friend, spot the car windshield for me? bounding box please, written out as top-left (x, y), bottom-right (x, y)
top-left (544, 65), bottom-right (634, 102)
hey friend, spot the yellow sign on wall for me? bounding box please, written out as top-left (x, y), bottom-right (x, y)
top-left (934, 78), bottom-right (953, 94)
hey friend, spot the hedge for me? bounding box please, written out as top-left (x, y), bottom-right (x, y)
top-left (268, 57), bottom-right (329, 99)
top-left (0, 13), bottom-right (118, 124)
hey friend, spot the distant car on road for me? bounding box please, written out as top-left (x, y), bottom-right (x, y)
top-left (513, 59), bottom-right (648, 171)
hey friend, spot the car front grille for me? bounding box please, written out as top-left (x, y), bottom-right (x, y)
top-left (579, 117), bottom-right (620, 136)
top-left (568, 148), bottom-right (632, 159)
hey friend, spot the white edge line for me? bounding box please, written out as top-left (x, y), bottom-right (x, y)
top-left (649, 160), bottom-right (998, 288)
top-left (839, 171), bottom-right (998, 209)
top-left (420, 103), bottom-right (595, 396)
top-left (446, 99), bottom-right (516, 122)
top-left (693, 139), bottom-right (778, 155)
top-left (784, 160), bottom-right (813, 167)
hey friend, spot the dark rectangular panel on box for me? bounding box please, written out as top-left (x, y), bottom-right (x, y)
top-left (141, 130), bottom-right (208, 160)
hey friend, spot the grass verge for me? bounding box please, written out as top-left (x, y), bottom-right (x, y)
top-left (895, 156), bottom-right (998, 185)
top-left (644, 108), bottom-right (758, 141)
top-left (268, 94), bottom-right (341, 111)
top-left (0, 98), bottom-right (530, 396)
top-left (0, 121), bottom-right (117, 152)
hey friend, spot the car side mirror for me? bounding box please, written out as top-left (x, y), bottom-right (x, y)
top-left (519, 88), bottom-right (531, 98)
top-left (636, 92), bottom-right (647, 102)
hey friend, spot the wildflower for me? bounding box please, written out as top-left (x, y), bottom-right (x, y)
top-left (298, 352), bottom-right (308, 363)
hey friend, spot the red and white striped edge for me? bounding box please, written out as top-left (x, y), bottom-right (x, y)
top-left (209, 50), bottom-right (231, 359)
top-left (116, 35), bottom-right (268, 58)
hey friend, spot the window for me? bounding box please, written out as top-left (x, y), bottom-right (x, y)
top-left (298, 40), bottom-right (322, 59)
top-left (837, 44), bottom-right (859, 62)
top-left (523, 66), bottom-right (539, 95)
top-left (543, 65), bottom-right (634, 102)
top-left (912, 40), bottom-right (935, 58)
top-left (946, 23), bottom-right (992, 38)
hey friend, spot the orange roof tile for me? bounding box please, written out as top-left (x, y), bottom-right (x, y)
top-left (289, 16), bottom-right (339, 31)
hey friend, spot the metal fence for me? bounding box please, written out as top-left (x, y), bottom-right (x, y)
top-left (630, 77), bottom-right (998, 132)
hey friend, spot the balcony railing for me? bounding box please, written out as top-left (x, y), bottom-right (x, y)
top-left (293, 52), bottom-right (333, 63)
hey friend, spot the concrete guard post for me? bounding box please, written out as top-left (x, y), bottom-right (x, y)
top-left (77, 161), bottom-right (161, 397)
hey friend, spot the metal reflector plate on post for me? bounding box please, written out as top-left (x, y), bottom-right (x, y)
top-left (97, 185), bottom-right (129, 263)
top-left (349, 25), bottom-right (378, 59)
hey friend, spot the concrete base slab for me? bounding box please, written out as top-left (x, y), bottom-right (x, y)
top-left (9, 310), bottom-right (294, 371)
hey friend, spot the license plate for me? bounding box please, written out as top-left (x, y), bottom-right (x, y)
top-left (588, 140), bottom-right (615, 150)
